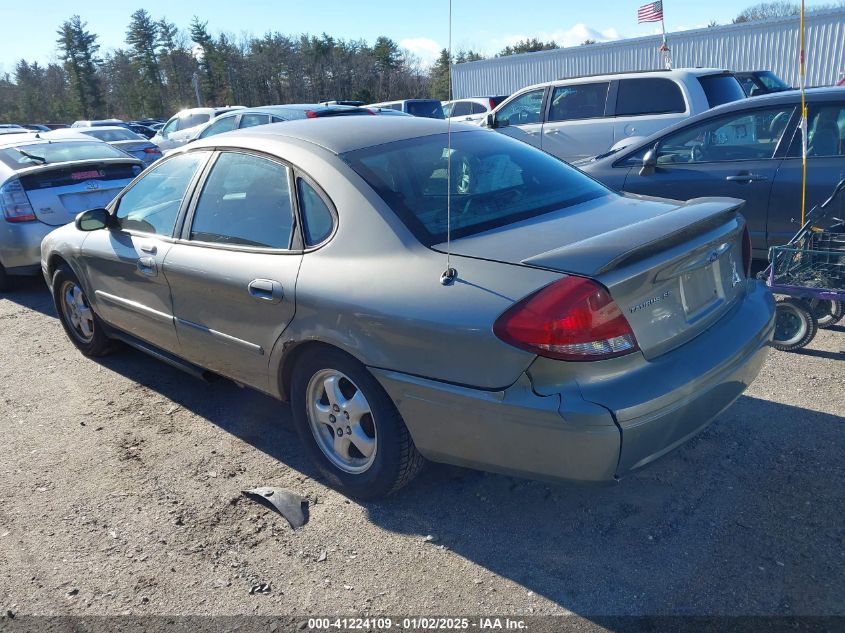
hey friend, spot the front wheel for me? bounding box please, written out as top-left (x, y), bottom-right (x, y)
top-left (290, 348), bottom-right (424, 499)
top-left (52, 265), bottom-right (114, 357)
top-left (772, 297), bottom-right (818, 352)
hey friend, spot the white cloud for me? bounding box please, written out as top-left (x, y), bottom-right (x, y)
top-left (492, 24), bottom-right (623, 52)
top-left (399, 37), bottom-right (442, 62)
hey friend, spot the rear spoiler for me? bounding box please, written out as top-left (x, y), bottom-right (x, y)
top-left (521, 197), bottom-right (745, 276)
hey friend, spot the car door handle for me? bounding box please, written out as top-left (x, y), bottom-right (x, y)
top-left (137, 257), bottom-right (157, 276)
top-left (726, 173), bottom-right (768, 182)
top-left (139, 242), bottom-right (157, 254)
top-left (525, 130), bottom-right (541, 136)
top-left (546, 129), bottom-right (560, 135)
top-left (248, 279), bottom-right (284, 304)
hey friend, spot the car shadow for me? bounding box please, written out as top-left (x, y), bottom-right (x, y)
top-left (794, 347), bottom-right (845, 360)
top-left (0, 276), bottom-right (56, 318)
top-left (75, 345), bottom-right (845, 616)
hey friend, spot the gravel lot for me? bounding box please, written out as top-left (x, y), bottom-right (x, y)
top-left (1, 277), bottom-right (843, 623)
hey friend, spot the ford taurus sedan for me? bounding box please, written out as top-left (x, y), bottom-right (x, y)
top-left (41, 117), bottom-right (775, 498)
top-left (0, 135), bottom-right (142, 290)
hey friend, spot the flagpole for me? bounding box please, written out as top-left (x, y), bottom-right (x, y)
top-left (799, 0), bottom-right (808, 225)
top-left (660, 3), bottom-right (671, 69)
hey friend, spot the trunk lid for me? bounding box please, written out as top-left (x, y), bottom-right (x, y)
top-left (439, 193), bottom-right (749, 359)
top-left (111, 140), bottom-right (159, 162)
top-left (19, 159), bottom-right (140, 226)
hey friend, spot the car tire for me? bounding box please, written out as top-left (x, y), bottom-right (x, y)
top-left (808, 299), bottom-right (843, 329)
top-left (0, 263), bottom-right (8, 292)
top-left (772, 297), bottom-right (818, 352)
top-left (290, 347), bottom-right (425, 499)
top-left (52, 265), bottom-right (114, 357)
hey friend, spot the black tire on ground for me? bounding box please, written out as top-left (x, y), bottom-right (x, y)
top-left (52, 265), bottom-right (114, 357)
top-left (290, 347), bottom-right (425, 499)
top-left (808, 299), bottom-right (843, 329)
top-left (772, 297), bottom-right (818, 352)
top-left (0, 263), bottom-right (9, 292)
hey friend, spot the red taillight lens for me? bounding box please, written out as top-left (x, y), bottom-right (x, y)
top-left (488, 98), bottom-right (496, 110)
top-left (741, 225), bottom-right (752, 277)
top-left (493, 277), bottom-right (639, 361)
top-left (0, 178), bottom-right (36, 223)
top-left (143, 147), bottom-right (161, 154)
top-left (305, 110), bottom-right (318, 119)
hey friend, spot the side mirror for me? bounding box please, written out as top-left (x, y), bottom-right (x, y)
top-left (639, 147), bottom-right (658, 176)
top-left (484, 112), bottom-right (496, 128)
top-left (75, 207), bottom-right (112, 231)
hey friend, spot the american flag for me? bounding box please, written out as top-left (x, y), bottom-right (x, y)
top-left (638, 1), bottom-right (664, 23)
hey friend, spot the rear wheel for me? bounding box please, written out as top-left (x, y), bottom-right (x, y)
top-left (290, 347), bottom-right (424, 499)
top-left (772, 297), bottom-right (818, 352)
top-left (808, 299), bottom-right (843, 329)
top-left (53, 265), bottom-right (113, 357)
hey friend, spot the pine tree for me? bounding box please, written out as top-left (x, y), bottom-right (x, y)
top-left (56, 15), bottom-right (103, 118)
top-left (126, 9), bottom-right (164, 116)
top-left (430, 49), bottom-right (451, 101)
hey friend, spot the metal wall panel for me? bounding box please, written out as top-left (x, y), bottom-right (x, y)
top-left (452, 8), bottom-right (845, 98)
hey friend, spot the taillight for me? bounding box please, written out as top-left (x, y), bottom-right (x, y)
top-left (488, 98), bottom-right (496, 110)
top-left (0, 178), bottom-right (36, 223)
top-left (493, 277), bottom-right (639, 361)
top-left (741, 225), bottom-right (752, 277)
top-left (306, 110), bottom-right (318, 119)
top-left (143, 147), bottom-right (161, 154)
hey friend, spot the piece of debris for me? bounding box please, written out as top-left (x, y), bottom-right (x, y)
top-left (423, 534), bottom-right (438, 543)
top-left (249, 583), bottom-right (271, 595)
top-left (317, 550), bottom-right (327, 562)
top-left (165, 405), bottom-right (180, 415)
top-left (242, 487), bottom-right (308, 529)
top-left (66, 588), bottom-right (78, 597)
top-left (5, 609), bottom-right (15, 620)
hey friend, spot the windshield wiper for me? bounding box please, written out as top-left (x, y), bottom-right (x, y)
top-left (14, 148), bottom-right (47, 164)
top-left (593, 145), bottom-right (628, 161)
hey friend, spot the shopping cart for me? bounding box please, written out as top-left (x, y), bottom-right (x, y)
top-left (764, 178), bottom-right (845, 351)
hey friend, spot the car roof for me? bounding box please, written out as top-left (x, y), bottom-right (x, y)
top-left (189, 116), bottom-right (476, 155)
top-left (216, 104), bottom-right (366, 117)
top-left (513, 67), bottom-right (732, 93)
top-left (0, 133), bottom-right (97, 149)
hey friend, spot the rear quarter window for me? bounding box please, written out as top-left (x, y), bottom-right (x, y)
top-left (615, 78), bottom-right (686, 116)
top-left (698, 74), bottom-right (747, 108)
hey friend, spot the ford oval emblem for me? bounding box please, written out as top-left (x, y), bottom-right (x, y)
top-left (86, 180), bottom-right (99, 191)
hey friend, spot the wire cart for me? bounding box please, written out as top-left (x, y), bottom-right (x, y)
top-left (765, 179), bottom-right (845, 351)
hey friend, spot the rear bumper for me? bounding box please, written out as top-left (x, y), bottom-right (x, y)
top-left (372, 280), bottom-right (775, 483)
top-left (0, 220), bottom-right (57, 273)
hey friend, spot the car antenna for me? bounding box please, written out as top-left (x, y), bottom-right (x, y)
top-left (440, 0), bottom-right (457, 286)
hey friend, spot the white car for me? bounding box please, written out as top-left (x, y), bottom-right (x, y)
top-left (481, 68), bottom-right (747, 162)
top-left (151, 106), bottom-right (245, 152)
top-left (443, 96), bottom-right (508, 124)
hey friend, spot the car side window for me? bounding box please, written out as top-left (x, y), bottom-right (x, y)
top-left (470, 102), bottom-right (488, 114)
top-left (198, 116), bottom-right (236, 139)
top-left (548, 83), bottom-right (610, 122)
top-left (181, 113), bottom-right (210, 129)
top-left (497, 89), bottom-right (544, 126)
top-left (633, 106), bottom-right (796, 165)
top-left (615, 78), bottom-right (685, 116)
top-left (239, 113), bottom-right (270, 129)
top-left (189, 152), bottom-right (294, 249)
top-left (161, 117), bottom-right (178, 134)
top-left (787, 104), bottom-right (845, 158)
top-left (298, 179), bottom-right (334, 246)
top-left (451, 102), bottom-right (471, 117)
top-left (114, 152), bottom-right (208, 235)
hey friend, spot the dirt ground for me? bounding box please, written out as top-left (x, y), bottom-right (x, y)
top-left (1, 277), bottom-right (843, 625)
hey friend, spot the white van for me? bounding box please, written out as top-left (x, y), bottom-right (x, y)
top-left (482, 69), bottom-right (746, 162)
top-left (151, 106), bottom-right (245, 151)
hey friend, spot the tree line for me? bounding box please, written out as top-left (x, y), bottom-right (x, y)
top-left (1, 3), bottom-right (842, 123)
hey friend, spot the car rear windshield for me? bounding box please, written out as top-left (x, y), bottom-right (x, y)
top-left (342, 130), bottom-right (610, 245)
top-left (698, 74), bottom-right (747, 108)
top-left (0, 141), bottom-right (131, 170)
top-left (84, 129), bottom-right (142, 142)
top-left (406, 101), bottom-right (445, 119)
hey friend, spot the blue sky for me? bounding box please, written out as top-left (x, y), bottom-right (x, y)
top-left (0, 0), bottom-right (836, 73)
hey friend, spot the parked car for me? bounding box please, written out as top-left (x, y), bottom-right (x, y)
top-left (365, 99), bottom-right (445, 119)
top-left (50, 126), bottom-right (162, 166)
top-left (0, 134), bottom-right (142, 289)
top-left (735, 71), bottom-right (792, 96)
top-left (152, 107), bottom-right (246, 152)
top-left (41, 117), bottom-right (774, 498)
top-left (0, 125), bottom-right (29, 135)
top-left (577, 87), bottom-right (845, 258)
top-left (22, 124), bottom-right (52, 132)
top-left (481, 68), bottom-right (747, 162)
top-left (71, 119), bottom-right (126, 128)
top-left (126, 124), bottom-right (156, 139)
top-left (442, 96), bottom-right (508, 123)
top-left (193, 104), bottom-right (379, 142)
